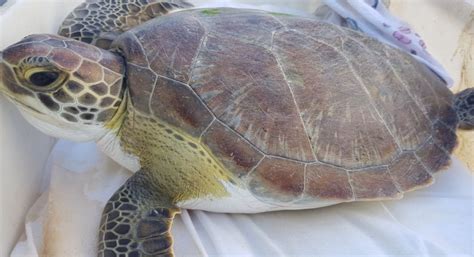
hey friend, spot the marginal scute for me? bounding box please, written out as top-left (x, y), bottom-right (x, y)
top-left (388, 152), bottom-right (433, 191)
top-left (438, 104), bottom-right (459, 130)
top-left (249, 157), bottom-right (305, 202)
top-left (432, 120), bottom-right (457, 153)
top-left (150, 77), bottom-right (214, 137)
top-left (202, 121), bottom-right (264, 177)
top-left (416, 137), bottom-right (451, 174)
top-left (349, 167), bottom-right (401, 200)
top-left (305, 163), bottom-right (353, 200)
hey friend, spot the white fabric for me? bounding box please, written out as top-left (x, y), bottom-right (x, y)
top-left (316, 0), bottom-right (454, 86)
top-left (2, 0), bottom-right (473, 256)
top-left (11, 141), bottom-right (474, 257)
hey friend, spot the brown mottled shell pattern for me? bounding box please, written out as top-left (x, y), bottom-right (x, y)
top-left (113, 8), bottom-right (457, 203)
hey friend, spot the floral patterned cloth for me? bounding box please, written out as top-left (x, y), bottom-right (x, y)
top-left (316, 0), bottom-right (453, 86)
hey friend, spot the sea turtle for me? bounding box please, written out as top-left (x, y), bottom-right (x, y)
top-left (1, 1), bottom-right (473, 256)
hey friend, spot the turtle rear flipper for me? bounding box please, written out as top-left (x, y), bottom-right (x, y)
top-left (98, 170), bottom-right (179, 257)
top-left (59, 0), bottom-right (193, 48)
top-left (454, 88), bottom-right (474, 130)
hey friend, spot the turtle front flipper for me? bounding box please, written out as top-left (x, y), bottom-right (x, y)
top-left (59, 0), bottom-right (193, 48)
top-left (98, 170), bottom-right (179, 257)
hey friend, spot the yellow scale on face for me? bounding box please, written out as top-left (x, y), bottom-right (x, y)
top-left (118, 107), bottom-right (237, 203)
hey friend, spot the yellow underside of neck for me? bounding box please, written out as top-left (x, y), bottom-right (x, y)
top-left (118, 108), bottom-right (237, 202)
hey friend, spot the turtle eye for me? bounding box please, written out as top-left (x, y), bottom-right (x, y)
top-left (23, 67), bottom-right (67, 91)
top-left (29, 71), bottom-right (59, 87)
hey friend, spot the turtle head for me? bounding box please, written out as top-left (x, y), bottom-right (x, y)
top-left (0, 34), bottom-right (126, 141)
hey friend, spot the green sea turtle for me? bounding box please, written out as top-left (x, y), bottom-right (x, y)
top-left (1, 1), bottom-right (473, 256)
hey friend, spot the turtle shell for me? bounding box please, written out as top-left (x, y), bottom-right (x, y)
top-left (114, 8), bottom-right (457, 203)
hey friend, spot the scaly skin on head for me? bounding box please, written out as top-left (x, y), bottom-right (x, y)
top-left (0, 34), bottom-right (126, 141)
